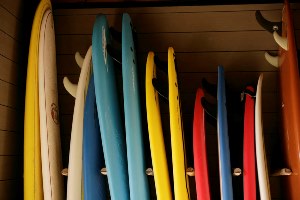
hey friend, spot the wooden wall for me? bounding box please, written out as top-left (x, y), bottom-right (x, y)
top-left (0, 0), bottom-right (38, 199)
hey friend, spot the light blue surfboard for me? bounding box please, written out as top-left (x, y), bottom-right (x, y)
top-left (92, 15), bottom-right (130, 200)
top-left (122, 13), bottom-right (150, 200)
top-left (83, 74), bottom-right (107, 200)
top-left (217, 66), bottom-right (233, 200)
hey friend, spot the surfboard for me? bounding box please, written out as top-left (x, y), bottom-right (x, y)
top-left (145, 51), bottom-right (172, 200)
top-left (168, 47), bottom-right (190, 200)
top-left (64, 46), bottom-right (92, 200)
top-left (243, 86), bottom-right (256, 200)
top-left (121, 13), bottom-right (150, 200)
top-left (24, 0), bottom-right (51, 199)
top-left (278, 1), bottom-right (300, 199)
top-left (92, 15), bottom-right (130, 200)
top-left (217, 66), bottom-right (233, 200)
top-left (255, 74), bottom-right (271, 200)
top-left (83, 74), bottom-right (107, 200)
top-left (38, 8), bottom-right (64, 200)
top-left (193, 88), bottom-right (210, 200)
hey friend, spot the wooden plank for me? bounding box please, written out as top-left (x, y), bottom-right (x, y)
top-left (57, 71), bottom-right (278, 95)
top-left (0, 80), bottom-right (17, 108)
top-left (57, 51), bottom-right (277, 75)
top-left (57, 54), bottom-right (81, 75)
top-left (0, 31), bottom-right (19, 63)
top-left (54, 10), bottom-right (283, 35)
top-left (136, 31), bottom-right (278, 53)
top-left (0, 56), bottom-right (17, 85)
top-left (0, 0), bottom-right (23, 19)
top-left (0, 6), bottom-right (20, 41)
top-left (56, 31), bottom-right (281, 55)
top-left (0, 105), bottom-right (17, 131)
top-left (0, 131), bottom-right (22, 155)
top-left (53, 4), bottom-right (284, 16)
top-left (0, 180), bottom-right (22, 200)
top-left (0, 156), bottom-right (22, 180)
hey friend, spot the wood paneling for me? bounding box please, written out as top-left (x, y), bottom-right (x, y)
top-left (0, 180), bottom-right (22, 200)
top-left (0, 156), bottom-right (22, 180)
top-left (0, 131), bottom-right (22, 155)
top-left (0, 56), bottom-right (18, 85)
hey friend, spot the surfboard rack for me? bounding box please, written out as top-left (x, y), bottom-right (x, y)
top-left (264, 52), bottom-right (279, 67)
top-left (255, 10), bottom-right (282, 35)
top-left (271, 168), bottom-right (292, 176)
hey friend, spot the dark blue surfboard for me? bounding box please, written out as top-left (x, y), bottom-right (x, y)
top-left (217, 66), bottom-right (233, 200)
top-left (83, 74), bottom-right (107, 200)
top-left (92, 15), bottom-right (130, 200)
top-left (122, 13), bottom-right (150, 200)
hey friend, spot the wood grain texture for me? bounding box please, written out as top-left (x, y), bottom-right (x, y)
top-left (0, 131), bottom-right (22, 155)
top-left (0, 180), bottom-right (23, 200)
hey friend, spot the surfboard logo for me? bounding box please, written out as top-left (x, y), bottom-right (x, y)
top-left (51, 103), bottom-right (59, 125)
top-left (102, 26), bottom-right (107, 66)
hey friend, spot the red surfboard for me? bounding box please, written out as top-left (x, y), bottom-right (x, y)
top-left (243, 86), bottom-right (256, 200)
top-left (193, 88), bottom-right (210, 200)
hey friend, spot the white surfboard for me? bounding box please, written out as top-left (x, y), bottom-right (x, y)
top-left (38, 9), bottom-right (64, 200)
top-left (255, 74), bottom-right (271, 200)
top-left (65, 46), bottom-right (92, 200)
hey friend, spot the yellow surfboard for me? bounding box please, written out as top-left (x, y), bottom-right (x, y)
top-left (24, 0), bottom-right (52, 199)
top-left (145, 52), bottom-right (172, 200)
top-left (168, 47), bottom-right (190, 200)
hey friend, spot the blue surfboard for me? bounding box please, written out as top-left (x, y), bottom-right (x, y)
top-left (217, 66), bottom-right (233, 200)
top-left (122, 13), bottom-right (150, 200)
top-left (83, 74), bottom-right (107, 200)
top-left (92, 15), bottom-right (130, 200)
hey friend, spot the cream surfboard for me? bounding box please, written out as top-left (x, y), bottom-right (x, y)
top-left (255, 74), bottom-right (271, 200)
top-left (145, 51), bottom-right (172, 200)
top-left (64, 47), bottom-right (92, 200)
top-left (168, 47), bottom-right (190, 200)
top-left (38, 8), bottom-right (64, 200)
top-left (24, 0), bottom-right (51, 199)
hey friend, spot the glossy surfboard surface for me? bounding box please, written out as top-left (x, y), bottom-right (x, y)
top-left (145, 51), bottom-right (172, 200)
top-left (243, 86), bottom-right (256, 200)
top-left (38, 8), bottom-right (64, 200)
top-left (83, 74), bottom-right (107, 200)
top-left (193, 88), bottom-right (210, 200)
top-left (278, 1), bottom-right (300, 199)
top-left (122, 13), bottom-right (150, 200)
top-left (217, 66), bottom-right (233, 200)
top-left (66, 46), bottom-right (92, 200)
top-left (24, 0), bottom-right (51, 199)
top-left (92, 14), bottom-right (130, 200)
top-left (168, 47), bottom-right (190, 200)
top-left (255, 74), bottom-right (271, 200)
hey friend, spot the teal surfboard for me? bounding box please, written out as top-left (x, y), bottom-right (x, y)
top-left (121, 13), bottom-right (150, 200)
top-left (83, 74), bottom-right (107, 200)
top-left (92, 15), bottom-right (130, 200)
top-left (217, 66), bottom-right (233, 200)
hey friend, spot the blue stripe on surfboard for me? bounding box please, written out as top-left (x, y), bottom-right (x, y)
top-left (83, 74), bottom-right (107, 200)
top-left (217, 66), bottom-right (233, 200)
top-left (122, 13), bottom-right (150, 200)
top-left (92, 15), bottom-right (130, 200)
